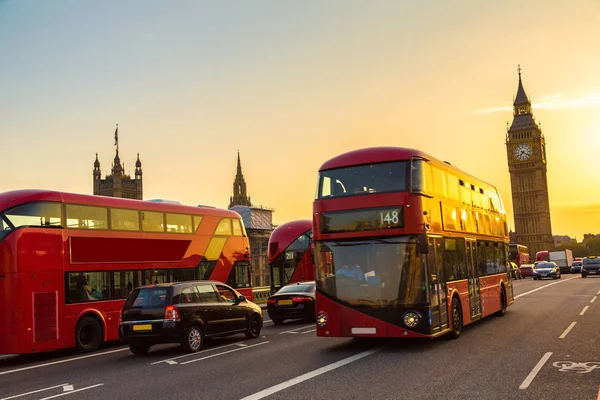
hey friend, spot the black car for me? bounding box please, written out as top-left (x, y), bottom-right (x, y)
top-left (571, 260), bottom-right (582, 274)
top-left (266, 281), bottom-right (315, 325)
top-left (120, 280), bottom-right (263, 355)
top-left (533, 262), bottom-right (561, 280)
top-left (582, 256), bottom-right (600, 277)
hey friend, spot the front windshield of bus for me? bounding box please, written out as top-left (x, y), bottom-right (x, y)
top-left (316, 161), bottom-right (408, 199)
top-left (1, 202), bottom-right (63, 230)
top-left (315, 235), bottom-right (426, 306)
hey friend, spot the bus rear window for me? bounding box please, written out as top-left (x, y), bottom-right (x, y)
top-left (124, 288), bottom-right (169, 308)
top-left (317, 161), bottom-right (408, 199)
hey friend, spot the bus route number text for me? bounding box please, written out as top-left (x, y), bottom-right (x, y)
top-left (380, 210), bottom-right (400, 226)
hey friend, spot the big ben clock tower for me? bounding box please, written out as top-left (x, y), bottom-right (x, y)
top-left (506, 66), bottom-right (553, 256)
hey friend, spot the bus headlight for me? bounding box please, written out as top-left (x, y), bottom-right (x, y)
top-left (403, 311), bottom-right (420, 328)
top-left (317, 312), bottom-right (328, 328)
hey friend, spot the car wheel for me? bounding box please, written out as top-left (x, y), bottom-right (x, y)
top-left (245, 314), bottom-right (262, 339)
top-left (129, 343), bottom-right (151, 355)
top-left (75, 316), bottom-right (103, 353)
top-left (181, 325), bottom-right (204, 353)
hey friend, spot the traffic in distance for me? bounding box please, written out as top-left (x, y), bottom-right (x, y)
top-left (0, 147), bottom-right (597, 355)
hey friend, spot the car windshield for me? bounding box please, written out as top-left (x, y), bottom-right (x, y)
top-left (536, 263), bottom-right (553, 269)
top-left (315, 235), bottom-right (427, 306)
top-left (572, 262), bottom-right (582, 266)
top-left (277, 283), bottom-right (314, 294)
top-left (124, 288), bottom-right (170, 308)
top-left (583, 258), bottom-right (600, 265)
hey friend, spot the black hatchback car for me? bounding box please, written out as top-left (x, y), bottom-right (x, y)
top-left (266, 281), bottom-right (315, 324)
top-left (120, 280), bottom-right (263, 355)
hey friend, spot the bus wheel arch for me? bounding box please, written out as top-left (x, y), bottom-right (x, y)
top-left (495, 284), bottom-right (507, 317)
top-left (74, 313), bottom-right (104, 353)
top-left (448, 294), bottom-right (462, 339)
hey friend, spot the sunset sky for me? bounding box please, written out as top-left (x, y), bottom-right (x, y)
top-left (1, 1), bottom-right (600, 240)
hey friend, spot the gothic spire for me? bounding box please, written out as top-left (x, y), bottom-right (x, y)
top-left (513, 65), bottom-right (530, 106)
top-left (229, 151), bottom-right (252, 208)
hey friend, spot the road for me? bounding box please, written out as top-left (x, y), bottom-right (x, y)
top-left (1, 276), bottom-right (599, 400)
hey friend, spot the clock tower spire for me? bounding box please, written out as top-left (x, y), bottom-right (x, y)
top-left (506, 66), bottom-right (553, 256)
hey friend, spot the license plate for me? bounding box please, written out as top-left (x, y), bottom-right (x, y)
top-left (278, 299), bottom-right (293, 306)
top-left (541, 274), bottom-right (547, 277)
top-left (590, 271), bottom-right (596, 274)
top-left (133, 324), bottom-right (152, 331)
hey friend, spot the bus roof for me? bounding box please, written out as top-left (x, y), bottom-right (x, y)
top-left (318, 147), bottom-right (500, 194)
top-left (0, 189), bottom-right (241, 219)
top-left (268, 219), bottom-right (312, 262)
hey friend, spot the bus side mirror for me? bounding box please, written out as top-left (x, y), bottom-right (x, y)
top-left (418, 235), bottom-right (429, 254)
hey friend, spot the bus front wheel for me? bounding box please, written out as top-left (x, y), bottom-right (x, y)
top-left (449, 297), bottom-right (462, 339)
top-left (75, 316), bottom-right (103, 353)
top-left (495, 288), bottom-right (507, 317)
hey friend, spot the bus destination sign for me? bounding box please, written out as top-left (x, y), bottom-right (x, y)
top-left (321, 206), bottom-right (404, 234)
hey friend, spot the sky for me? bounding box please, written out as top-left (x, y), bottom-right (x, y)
top-left (1, 0), bottom-right (600, 241)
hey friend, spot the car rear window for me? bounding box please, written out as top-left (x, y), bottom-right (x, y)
top-left (584, 258), bottom-right (600, 265)
top-left (277, 284), bottom-right (314, 294)
top-left (124, 288), bottom-right (169, 308)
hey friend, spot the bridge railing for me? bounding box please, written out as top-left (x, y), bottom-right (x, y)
top-left (252, 286), bottom-right (271, 304)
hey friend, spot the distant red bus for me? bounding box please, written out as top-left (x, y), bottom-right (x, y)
top-left (509, 244), bottom-right (530, 266)
top-left (313, 147), bottom-right (513, 339)
top-left (0, 190), bottom-right (252, 354)
top-left (536, 250), bottom-right (550, 262)
top-left (268, 220), bottom-right (314, 293)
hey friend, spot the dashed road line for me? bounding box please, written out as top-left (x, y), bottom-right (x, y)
top-left (239, 347), bottom-right (383, 400)
top-left (580, 306), bottom-right (590, 316)
top-left (559, 322), bottom-right (577, 339)
top-left (519, 352), bottom-right (552, 389)
top-left (180, 341), bottom-right (269, 365)
top-left (0, 383), bottom-right (69, 400)
top-left (38, 384), bottom-right (104, 400)
top-left (151, 343), bottom-right (239, 365)
top-left (591, 296), bottom-right (597, 303)
top-left (279, 325), bottom-right (314, 335)
top-left (301, 329), bottom-right (316, 335)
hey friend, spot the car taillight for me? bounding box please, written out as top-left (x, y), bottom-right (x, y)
top-left (292, 296), bottom-right (312, 303)
top-left (118, 309), bottom-right (122, 324)
top-left (267, 298), bottom-right (276, 304)
top-left (164, 305), bottom-right (180, 321)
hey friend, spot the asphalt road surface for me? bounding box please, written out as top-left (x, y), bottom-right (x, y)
top-left (1, 275), bottom-right (599, 400)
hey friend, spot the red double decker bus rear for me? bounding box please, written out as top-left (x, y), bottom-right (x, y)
top-left (313, 147), bottom-right (513, 339)
top-left (268, 220), bottom-right (314, 293)
top-left (0, 189), bottom-right (252, 354)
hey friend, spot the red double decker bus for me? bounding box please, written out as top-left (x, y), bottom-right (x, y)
top-left (268, 220), bottom-right (314, 293)
top-left (313, 147), bottom-right (513, 339)
top-left (0, 189), bottom-right (252, 354)
top-left (509, 244), bottom-right (530, 266)
top-left (536, 250), bottom-right (550, 262)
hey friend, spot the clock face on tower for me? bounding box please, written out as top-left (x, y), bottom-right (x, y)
top-left (514, 143), bottom-right (532, 161)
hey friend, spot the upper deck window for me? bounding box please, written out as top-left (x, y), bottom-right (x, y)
top-left (2, 202), bottom-right (62, 229)
top-left (66, 204), bottom-right (108, 230)
top-left (316, 161), bottom-right (408, 199)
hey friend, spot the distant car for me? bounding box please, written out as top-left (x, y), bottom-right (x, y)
top-left (120, 280), bottom-right (263, 355)
top-left (571, 260), bottom-right (583, 274)
top-left (266, 281), bottom-right (316, 325)
top-left (510, 262), bottom-right (522, 279)
top-left (519, 263), bottom-right (535, 277)
top-left (533, 262), bottom-right (561, 280)
top-left (582, 256), bottom-right (600, 277)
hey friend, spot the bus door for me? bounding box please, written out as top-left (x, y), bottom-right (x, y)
top-left (465, 239), bottom-right (481, 321)
top-left (426, 237), bottom-right (448, 334)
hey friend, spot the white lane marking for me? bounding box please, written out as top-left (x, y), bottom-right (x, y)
top-left (165, 360), bottom-right (178, 365)
top-left (514, 276), bottom-right (578, 300)
top-left (180, 341), bottom-right (269, 365)
top-left (0, 383), bottom-right (69, 400)
top-left (301, 329), bottom-right (316, 335)
top-left (519, 352), bottom-right (552, 390)
top-left (559, 322), bottom-right (577, 339)
top-left (581, 306), bottom-right (590, 316)
top-left (591, 296), bottom-right (597, 303)
top-left (263, 320), bottom-right (272, 323)
top-left (279, 325), bottom-right (314, 334)
top-left (62, 385), bottom-right (73, 392)
top-left (597, 289), bottom-right (600, 295)
top-left (38, 384), bottom-right (104, 400)
top-left (239, 347), bottom-right (382, 400)
top-left (235, 343), bottom-right (248, 347)
top-left (151, 343), bottom-right (238, 365)
top-left (0, 348), bottom-right (128, 377)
